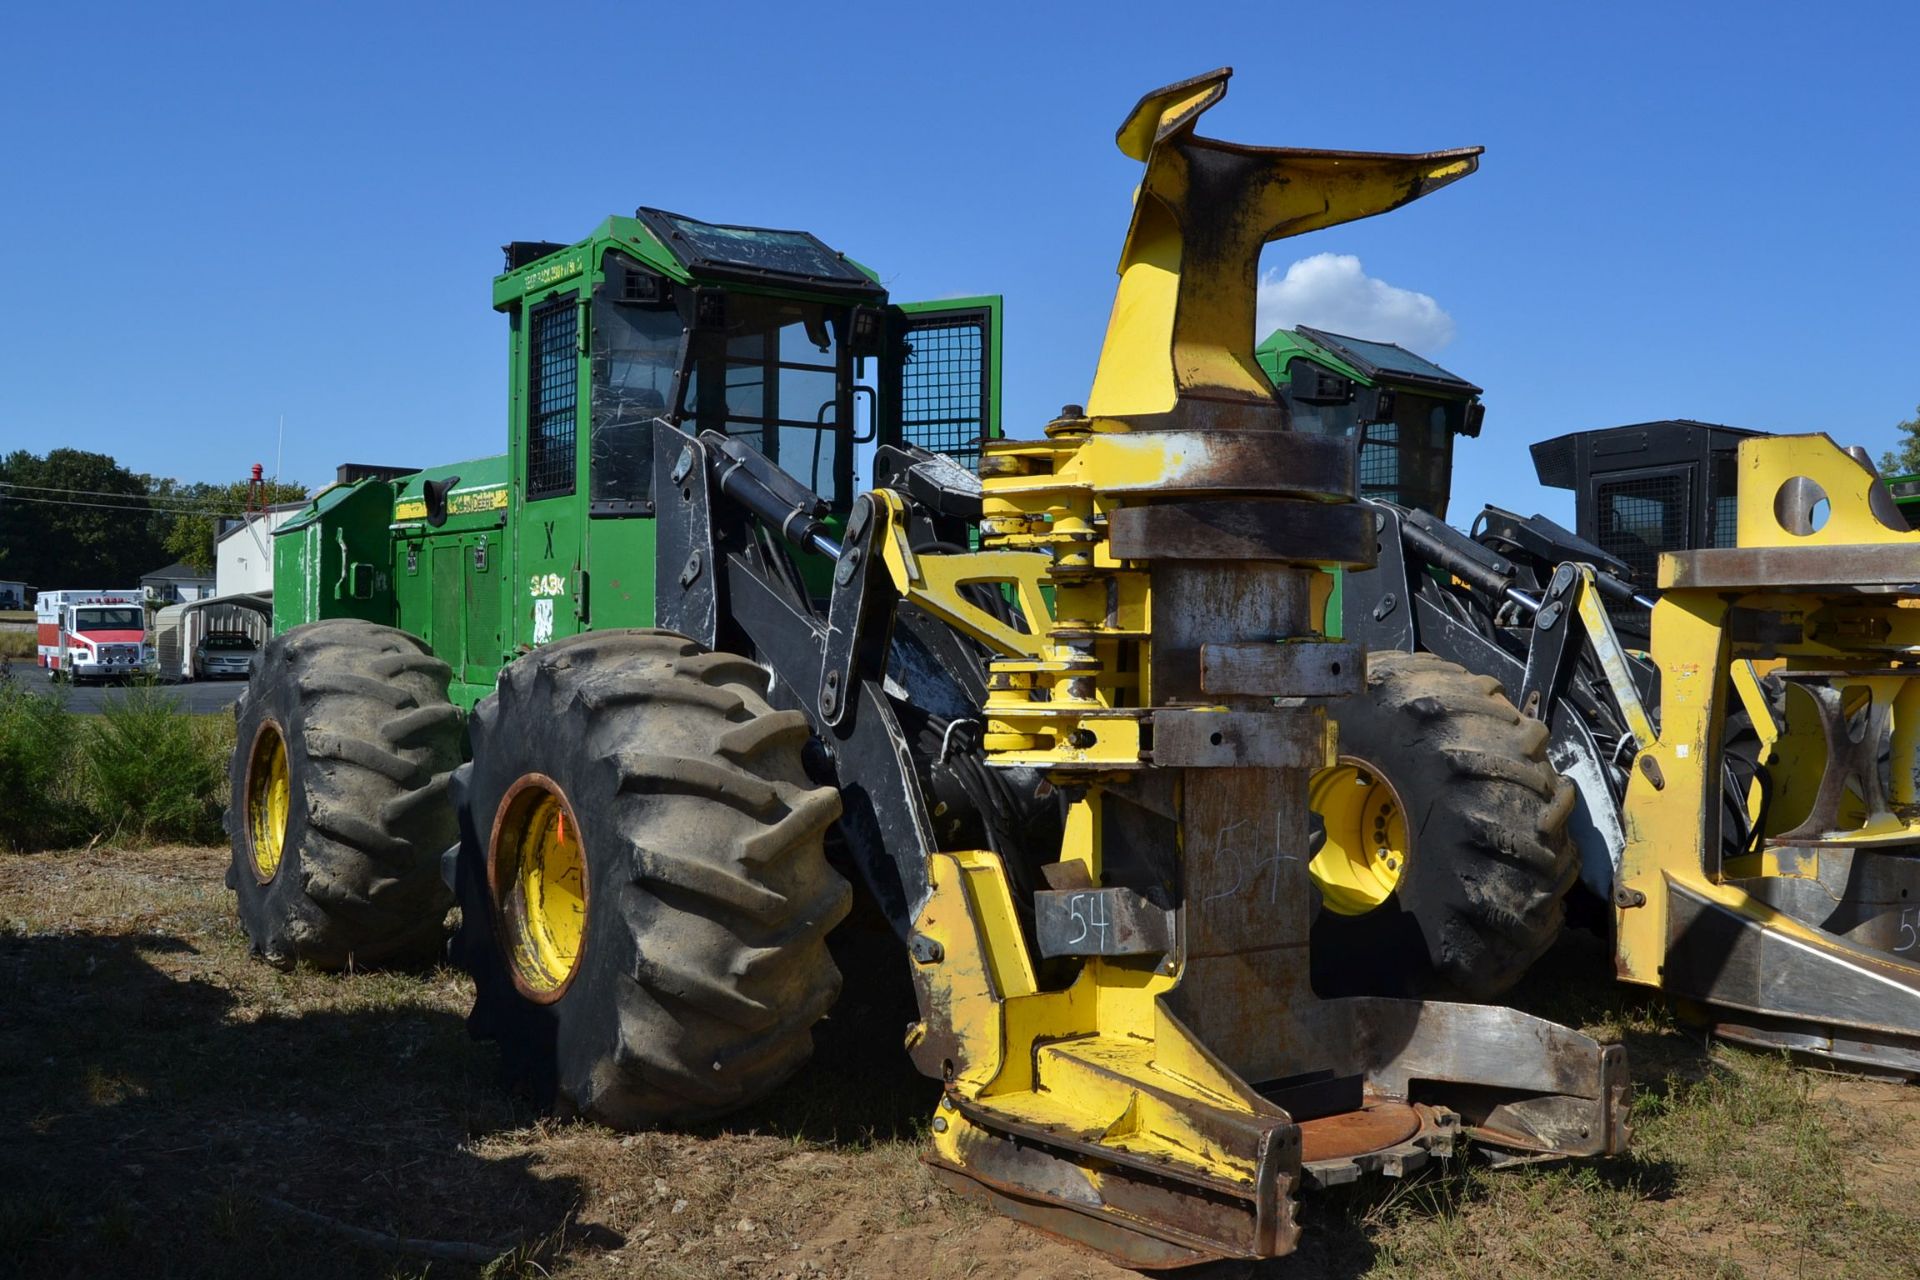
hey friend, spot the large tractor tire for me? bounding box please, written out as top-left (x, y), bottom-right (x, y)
top-left (449, 630), bottom-right (850, 1128)
top-left (1309, 650), bottom-right (1578, 1001)
top-left (226, 620), bottom-right (463, 969)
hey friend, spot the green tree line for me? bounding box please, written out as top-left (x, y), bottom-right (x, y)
top-left (0, 449), bottom-right (307, 590)
top-left (1879, 406), bottom-right (1920, 477)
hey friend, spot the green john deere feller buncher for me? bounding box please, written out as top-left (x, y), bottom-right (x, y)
top-left (226, 70), bottom-right (1629, 1264)
top-left (1267, 327), bottom-right (1920, 1077)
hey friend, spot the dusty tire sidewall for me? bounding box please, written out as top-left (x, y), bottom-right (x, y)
top-left (1311, 689), bottom-right (1443, 993)
top-left (1311, 651), bottom-right (1575, 1000)
top-left (227, 649), bottom-right (319, 964)
top-left (452, 682), bottom-right (638, 1114)
top-left (1327, 707), bottom-right (1479, 933)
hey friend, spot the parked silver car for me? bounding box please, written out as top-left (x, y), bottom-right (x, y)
top-left (195, 631), bottom-right (259, 679)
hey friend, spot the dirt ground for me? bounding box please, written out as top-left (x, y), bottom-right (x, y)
top-left (4, 844), bottom-right (1918, 1280)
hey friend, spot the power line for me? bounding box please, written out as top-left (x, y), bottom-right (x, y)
top-left (0, 492), bottom-right (246, 518)
top-left (0, 480), bottom-right (246, 510)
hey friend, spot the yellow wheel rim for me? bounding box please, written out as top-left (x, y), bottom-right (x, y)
top-left (1308, 757), bottom-right (1409, 916)
top-left (491, 776), bottom-right (588, 1001)
top-left (246, 722), bottom-right (291, 882)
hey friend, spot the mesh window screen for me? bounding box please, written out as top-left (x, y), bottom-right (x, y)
top-left (1596, 473), bottom-right (1687, 585)
top-left (901, 316), bottom-right (986, 472)
top-left (1708, 453), bottom-right (1740, 548)
top-left (528, 301), bottom-right (579, 499)
top-left (1358, 421), bottom-right (1400, 498)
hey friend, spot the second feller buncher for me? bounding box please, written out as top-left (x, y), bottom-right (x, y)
top-left (225, 70), bottom-right (1626, 1264)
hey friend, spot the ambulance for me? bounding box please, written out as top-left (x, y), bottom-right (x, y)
top-left (35, 590), bottom-right (154, 682)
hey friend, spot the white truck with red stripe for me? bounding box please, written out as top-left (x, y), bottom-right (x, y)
top-left (35, 590), bottom-right (154, 682)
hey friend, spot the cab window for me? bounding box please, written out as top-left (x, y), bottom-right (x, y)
top-left (73, 608), bottom-right (141, 629)
top-left (590, 252), bottom-right (681, 506)
top-left (526, 296), bottom-right (579, 501)
top-left (687, 295), bottom-right (848, 507)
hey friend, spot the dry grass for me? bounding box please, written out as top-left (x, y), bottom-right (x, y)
top-left (3, 845), bottom-right (1917, 1280)
top-left (0, 630), bottom-right (34, 658)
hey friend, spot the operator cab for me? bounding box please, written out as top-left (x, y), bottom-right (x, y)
top-left (1529, 420), bottom-right (1767, 587)
top-left (469, 208), bottom-right (1002, 658)
top-left (500, 208), bottom-right (999, 525)
top-left (1259, 326), bottom-right (1484, 520)
top-left (586, 209), bottom-right (883, 518)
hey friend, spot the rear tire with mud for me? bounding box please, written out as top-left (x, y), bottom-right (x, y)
top-left (226, 620), bottom-right (463, 969)
top-left (449, 630), bottom-right (850, 1127)
top-left (1310, 650), bottom-right (1577, 1001)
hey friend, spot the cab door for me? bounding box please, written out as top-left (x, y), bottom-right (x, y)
top-left (890, 297), bottom-right (1002, 474)
top-left (510, 287), bottom-right (589, 651)
top-left (582, 248), bottom-right (682, 632)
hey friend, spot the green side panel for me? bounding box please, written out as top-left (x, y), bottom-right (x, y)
top-left (272, 524), bottom-right (317, 634)
top-left (431, 543), bottom-right (466, 674)
top-left (384, 455), bottom-right (513, 707)
top-left (392, 534), bottom-right (427, 644)
top-left (465, 530), bottom-right (502, 686)
top-left (269, 479), bottom-right (401, 634)
top-left (585, 517), bottom-right (657, 631)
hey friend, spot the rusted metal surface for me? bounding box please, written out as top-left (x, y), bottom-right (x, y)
top-left (1032, 886), bottom-right (1174, 957)
top-left (1299, 1104), bottom-right (1459, 1187)
top-left (1083, 429), bottom-right (1354, 499)
top-left (1149, 560), bottom-right (1311, 706)
top-left (1152, 548), bottom-right (1327, 1085)
top-left (1200, 640), bottom-right (1364, 698)
top-left (934, 1087), bottom-right (1301, 1264)
top-left (1152, 707), bottom-right (1327, 769)
top-left (1661, 544), bottom-right (1920, 591)
top-left (1295, 1101), bottom-right (1421, 1161)
top-left (1109, 499), bottom-right (1376, 567)
top-left (1257, 997), bottom-right (1632, 1159)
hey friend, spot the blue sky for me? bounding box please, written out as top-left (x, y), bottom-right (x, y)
top-left (3, 1), bottom-right (1916, 524)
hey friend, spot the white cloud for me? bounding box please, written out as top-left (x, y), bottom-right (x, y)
top-left (1255, 253), bottom-right (1455, 353)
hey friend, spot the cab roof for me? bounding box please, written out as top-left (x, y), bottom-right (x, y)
top-left (1291, 326), bottom-right (1482, 398)
top-left (493, 209), bottom-right (884, 311)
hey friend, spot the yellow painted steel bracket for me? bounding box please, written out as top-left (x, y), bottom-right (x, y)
top-left (1617, 433), bottom-right (1920, 1075)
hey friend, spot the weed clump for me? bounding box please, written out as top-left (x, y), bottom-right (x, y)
top-left (0, 681), bottom-right (86, 848)
top-left (0, 683), bottom-right (233, 850)
top-left (81, 685), bottom-right (229, 844)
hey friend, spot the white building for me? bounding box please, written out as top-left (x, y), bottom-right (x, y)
top-left (141, 561), bottom-right (217, 603)
top-left (216, 505), bottom-right (302, 597)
